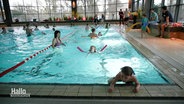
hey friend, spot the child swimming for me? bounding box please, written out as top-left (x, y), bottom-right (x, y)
top-left (85, 24), bottom-right (90, 31)
top-left (52, 30), bottom-right (66, 48)
top-left (98, 32), bottom-right (102, 36)
top-left (141, 14), bottom-right (148, 38)
top-left (88, 28), bottom-right (98, 39)
top-left (108, 66), bottom-right (140, 93)
top-left (89, 45), bottom-right (97, 53)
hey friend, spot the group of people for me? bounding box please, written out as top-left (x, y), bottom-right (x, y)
top-left (85, 23), bottom-right (109, 39)
top-left (119, 5), bottom-right (174, 38)
top-left (130, 6), bottom-right (172, 38)
top-left (94, 14), bottom-right (105, 24)
top-left (107, 6), bottom-right (174, 93)
top-left (2, 7), bottom-right (174, 93)
top-left (23, 23), bottom-right (56, 36)
top-left (88, 26), bottom-right (140, 93)
top-left (51, 23), bottom-right (140, 93)
top-left (141, 6), bottom-right (173, 38)
top-left (0, 27), bottom-right (14, 34)
top-left (1, 27), bottom-right (7, 34)
top-left (119, 8), bottom-right (130, 26)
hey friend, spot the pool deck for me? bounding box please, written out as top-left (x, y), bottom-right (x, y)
top-left (0, 25), bottom-right (184, 101)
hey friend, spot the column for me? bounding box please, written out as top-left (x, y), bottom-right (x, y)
top-left (2, 0), bottom-right (12, 26)
top-left (71, 0), bottom-right (77, 18)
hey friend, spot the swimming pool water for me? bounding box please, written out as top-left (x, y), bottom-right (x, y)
top-left (0, 25), bottom-right (173, 84)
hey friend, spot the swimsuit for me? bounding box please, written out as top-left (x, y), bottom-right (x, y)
top-left (141, 17), bottom-right (148, 31)
top-left (55, 39), bottom-right (61, 47)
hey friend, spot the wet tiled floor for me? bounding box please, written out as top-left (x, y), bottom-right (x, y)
top-left (0, 25), bottom-right (184, 98)
top-left (0, 84), bottom-right (184, 97)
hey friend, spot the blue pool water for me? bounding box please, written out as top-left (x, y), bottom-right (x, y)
top-left (0, 25), bottom-right (173, 84)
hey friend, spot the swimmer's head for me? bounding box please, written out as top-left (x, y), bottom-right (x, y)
top-left (98, 32), bottom-right (102, 36)
top-left (54, 30), bottom-right (60, 38)
top-left (91, 28), bottom-right (95, 32)
top-left (121, 66), bottom-right (135, 76)
top-left (89, 45), bottom-right (96, 53)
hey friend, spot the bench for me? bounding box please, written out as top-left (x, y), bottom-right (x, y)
top-left (149, 24), bottom-right (160, 37)
top-left (164, 26), bottom-right (184, 39)
top-left (149, 23), bottom-right (184, 40)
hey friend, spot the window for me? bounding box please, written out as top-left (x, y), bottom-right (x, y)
top-left (8, 0), bottom-right (130, 22)
top-left (9, 0), bottom-right (72, 22)
top-left (96, 5), bottom-right (105, 12)
top-left (86, 5), bottom-right (94, 13)
top-left (24, 0), bottom-right (37, 6)
top-left (37, 0), bottom-right (47, 6)
top-left (86, 0), bottom-right (95, 17)
top-left (77, 0), bottom-right (85, 18)
top-left (139, 0), bottom-right (143, 9)
top-left (95, 0), bottom-right (105, 20)
top-left (106, 0), bottom-right (116, 5)
top-left (181, 0), bottom-right (184, 4)
top-left (117, 3), bottom-right (128, 10)
top-left (0, 0), bottom-right (5, 22)
top-left (96, 0), bottom-right (105, 5)
top-left (106, 0), bottom-right (117, 19)
top-left (77, 6), bottom-right (85, 13)
top-left (117, 0), bottom-right (128, 3)
top-left (9, 0), bottom-right (23, 6)
top-left (178, 5), bottom-right (184, 22)
top-left (77, 0), bottom-right (85, 6)
top-left (154, 0), bottom-right (162, 7)
top-left (168, 6), bottom-right (175, 20)
top-left (134, 2), bottom-right (137, 11)
top-left (164, 0), bottom-right (177, 6)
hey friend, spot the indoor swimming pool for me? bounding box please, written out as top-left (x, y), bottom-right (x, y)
top-left (0, 25), bottom-right (173, 84)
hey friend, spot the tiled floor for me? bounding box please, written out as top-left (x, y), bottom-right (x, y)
top-left (0, 25), bottom-right (184, 99)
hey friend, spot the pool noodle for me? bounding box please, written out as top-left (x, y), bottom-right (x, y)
top-left (100, 45), bottom-right (107, 52)
top-left (126, 22), bottom-right (150, 33)
top-left (77, 47), bottom-right (85, 52)
top-left (126, 22), bottom-right (141, 32)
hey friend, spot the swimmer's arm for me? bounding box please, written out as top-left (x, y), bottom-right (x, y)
top-left (108, 74), bottom-right (120, 92)
top-left (59, 39), bottom-right (66, 46)
top-left (96, 34), bottom-right (99, 38)
top-left (132, 76), bottom-right (140, 93)
top-left (52, 39), bottom-right (56, 48)
top-left (85, 52), bottom-right (91, 57)
top-left (88, 33), bottom-right (91, 37)
top-left (61, 42), bottom-right (66, 46)
top-left (166, 17), bottom-right (169, 25)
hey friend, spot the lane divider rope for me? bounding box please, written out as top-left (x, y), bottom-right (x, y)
top-left (62, 30), bottom-right (76, 40)
top-left (0, 30), bottom-right (76, 77)
top-left (0, 45), bottom-right (52, 77)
